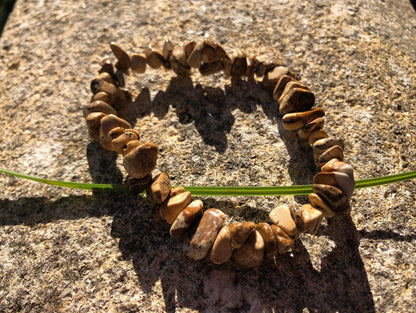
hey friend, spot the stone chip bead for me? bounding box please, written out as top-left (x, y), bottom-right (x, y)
top-left (273, 74), bottom-right (296, 101)
top-left (298, 117), bottom-right (325, 140)
top-left (123, 141), bottom-right (158, 179)
top-left (312, 137), bottom-right (344, 167)
top-left (86, 112), bottom-right (106, 141)
top-left (291, 204), bottom-right (323, 235)
top-left (110, 42), bottom-right (131, 69)
top-left (282, 108), bottom-right (325, 131)
top-left (92, 91), bottom-right (112, 105)
top-left (231, 230), bottom-right (264, 268)
top-left (263, 66), bottom-right (293, 91)
top-left (170, 45), bottom-right (191, 76)
top-left (229, 221), bottom-right (256, 249)
top-left (99, 114), bottom-right (132, 151)
top-left (186, 41), bottom-right (203, 68)
top-left (160, 190), bottom-right (191, 224)
top-left (256, 223), bottom-right (278, 260)
top-left (230, 52), bottom-right (247, 77)
top-left (313, 184), bottom-right (350, 213)
top-left (170, 199), bottom-right (203, 238)
top-left (148, 173), bottom-right (171, 204)
top-left (308, 128), bottom-right (328, 145)
top-left (83, 100), bottom-right (117, 118)
top-left (271, 225), bottom-right (294, 254)
top-left (130, 54), bottom-right (147, 73)
top-left (209, 225), bottom-right (233, 265)
top-left (110, 129), bottom-right (140, 154)
top-left (321, 159), bottom-right (355, 199)
top-left (318, 145), bottom-right (344, 165)
top-left (145, 43), bottom-right (165, 69)
top-left (99, 58), bottom-right (115, 76)
top-left (308, 192), bottom-right (335, 218)
top-left (279, 87), bottom-right (315, 115)
top-left (184, 208), bottom-right (227, 260)
top-left (269, 206), bottom-right (299, 238)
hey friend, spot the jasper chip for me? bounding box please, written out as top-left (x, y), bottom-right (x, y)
top-left (170, 200), bottom-right (203, 238)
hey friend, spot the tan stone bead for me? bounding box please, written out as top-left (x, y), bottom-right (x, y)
top-left (319, 145), bottom-right (344, 166)
top-left (184, 41), bottom-right (197, 59)
top-left (270, 224), bottom-right (294, 254)
top-left (199, 61), bottom-right (224, 76)
top-left (110, 42), bottom-right (131, 69)
top-left (209, 225), bottom-right (233, 265)
top-left (99, 58), bottom-right (114, 76)
top-left (160, 191), bottom-right (191, 224)
top-left (170, 199), bottom-right (203, 238)
top-left (121, 139), bottom-right (141, 156)
top-left (320, 160), bottom-right (355, 199)
top-left (229, 221), bottom-right (256, 249)
top-left (145, 43), bottom-right (165, 69)
top-left (111, 130), bottom-right (140, 154)
top-left (130, 54), bottom-right (147, 74)
top-left (148, 173), bottom-right (171, 204)
top-left (279, 87), bottom-right (315, 115)
top-left (201, 41), bottom-right (218, 63)
top-left (231, 230), bottom-right (264, 268)
top-left (91, 91), bottom-right (111, 105)
top-left (114, 68), bottom-right (125, 87)
top-left (108, 126), bottom-right (125, 141)
top-left (245, 57), bottom-right (258, 79)
top-left (313, 184), bottom-right (350, 214)
top-left (256, 223), bottom-right (277, 260)
top-left (170, 186), bottom-right (186, 198)
top-left (269, 206), bottom-right (299, 238)
top-left (321, 159), bottom-right (353, 175)
top-left (215, 44), bottom-right (228, 59)
top-left (231, 52), bottom-right (247, 77)
top-left (123, 142), bottom-right (158, 178)
top-left (95, 72), bottom-right (116, 85)
top-left (263, 66), bottom-right (293, 91)
top-left (298, 117), bottom-right (325, 139)
top-left (186, 41), bottom-right (203, 68)
top-left (99, 114), bottom-right (131, 150)
top-left (83, 100), bottom-right (117, 118)
top-left (282, 109), bottom-right (325, 131)
top-left (162, 39), bottom-right (174, 61)
top-left (308, 192), bottom-right (335, 218)
top-left (272, 75), bottom-right (296, 101)
top-left (184, 208), bottom-right (227, 260)
top-left (255, 61), bottom-right (267, 77)
top-left (90, 78), bottom-right (118, 96)
top-left (170, 45), bottom-right (191, 76)
top-left (312, 138), bottom-right (345, 166)
top-left (278, 80), bottom-right (309, 103)
top-left (291, 204), bottom-right (323, 235)
top-left (308, 128), bottom-right (328, 145)
top-left (86, 112), bottom-right (106, 141)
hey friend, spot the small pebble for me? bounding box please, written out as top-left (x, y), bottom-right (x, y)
top-left (84, 100), bottom-right (117, 118)
top-left (186, 41), bottom-right (203, 68)
top-left (210, 225), bottom-right (233, 265)
top-left (145, 43), bottom-right (165, 68)
top-left (312, 138), bottom-right (344, 165)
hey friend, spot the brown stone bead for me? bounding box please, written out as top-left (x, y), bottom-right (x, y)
top-left (298, 117), bottom-right (325, 139)
top-left (222, 56), bottom-right (233, 77)
top-left (256, 223), bottom-right (278, 260)
top-left (270, 224), bottom-right (294, 254)
top-left (170, 199), bottom-right (203, 238)
top-left (99, 114), bottom-right (131, 141)
top-left (148, 172), bottom-right (171, 204)
top-left (282, 108), bottom-right (325, 131)
top-left (209, 225), bottom-right (233, 265)
top-left (231, 52), bottom-right (247, 77)
top-left (245, 57), bottom-right (258, 79)
top-left (162, 39), bottom-right (174, 61)
top-left (130, 54), bottom-right (147, 74)
top-left (229, 221), bottom-right (256, 249)
top-left (321, 159), bottom-right (353, 174)
top-left (91, 91), bottom-right (111, 105)
top-left (215, 44), bottom-right (228, 59)
top-left (86, 112), bottom-right (106, 141)
top-left (108, 126), bottom-right (125, 140)
top-left (184, 41), bottom-right (196, 59)
top-left (199, 61), bottom-right (224, 76)
top-left (160, 191), bottom-right (191, 224)
top-left (95, 72), bottom-right (116, 85)
top-left (319, 145), bottom-right (344, 166)
top-left (255, 61), bottom-right (267, 77)
top-left (313, 184), bottom-right (350, 213)
top-left (279, 87), bottom-right (315, 115)
top-left (186, 41), bottom-right (203, 68)
top-left (273, 75), bottom-right (296, 101)
top-left (121, 140), bottom-right (141, 156)
top-left (263, 66), bottom-right (293, 91)
top-left (184, 208), bottom-right (227, 260)
top-left (308, 128), bottom-right (328, 145)
top-left (312, 138), bottom-right (344, 162)
top-left (321, 160), bottom-right (355, 199)
top-left (83, 100), bottom-right (117, 118)
top-left (291, 204), bottom-right (323, 235)
top-left (126, 174), bottom-right (152, 194)
top-left (145, 43), bottom-right (165, 69)
top-left (90, 78), bottom-right (118, 95)
top-left (110, 42), bottom-right (131, 69)
top-left (269, 206), bottom-right (299, 238)
top-left (313, 172), bottom-right (341, 189)
top-left (99, 58), bottom-right (115, 76)
top-left (308, 192), bottom-right (335, 218)
top-left (277, 80), bottom-right (309, 103)
top-left (201, 41), bottom-right (218, 63)
top-left (170, 45), bottom-right (191, 76)
top-left (231, 230), bottom-right (264, 268)
top-left (111, 129), bottom-right (140, 154)
top-left (123, 141), bottom-right (158, 178)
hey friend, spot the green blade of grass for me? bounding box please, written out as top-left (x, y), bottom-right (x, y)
top-left (1, 168), bottom-right (415, 196)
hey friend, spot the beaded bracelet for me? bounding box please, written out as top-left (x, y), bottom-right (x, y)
top-left (85, 40), bottom-right (356, 268)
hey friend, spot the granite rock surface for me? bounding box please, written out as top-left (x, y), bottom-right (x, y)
top-left (0, 0), bottom-right (415, 312)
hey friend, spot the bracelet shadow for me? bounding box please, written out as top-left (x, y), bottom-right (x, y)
top-left (83, 75), bottom-right (377, 312)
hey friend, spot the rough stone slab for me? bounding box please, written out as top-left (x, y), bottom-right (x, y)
top-left (0, 0), bottom-right (415, 312)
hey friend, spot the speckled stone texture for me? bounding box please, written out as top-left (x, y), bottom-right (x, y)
top-left (0, 0), bottom-right (415, 312)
